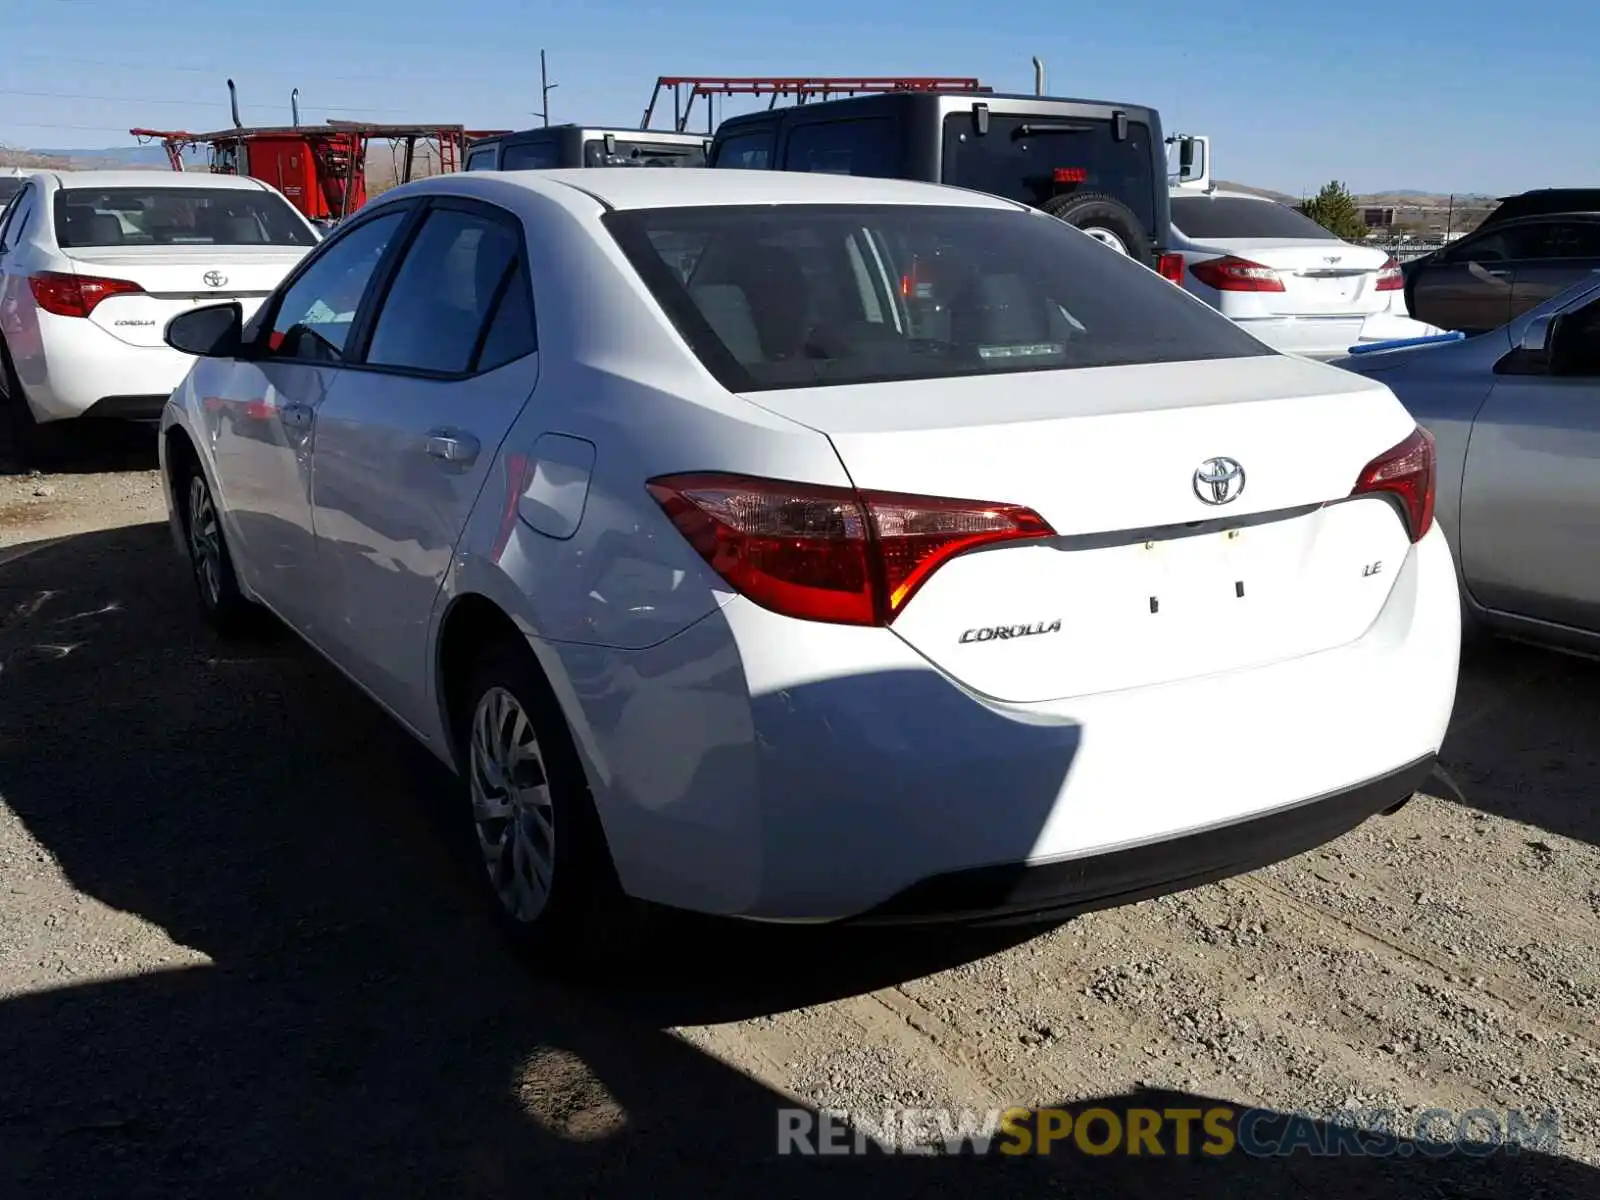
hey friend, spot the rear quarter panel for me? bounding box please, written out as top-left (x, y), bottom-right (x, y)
top-left (1331, 334), bottom-right (1508, 556)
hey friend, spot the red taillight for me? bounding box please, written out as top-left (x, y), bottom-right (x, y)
top-left (1352, 426), bottom-right (1435, 543)
top-left (1375, 256), bottom-right (1403, 291)
top-left (29, 271), bottom-right (144, 318)
top-left (1052, 167), bottom-right (1087, 184)
top-left (1157, 253), bottom-right (1184, 284)
top-left (1187, 255), bottom-right (1285, 293)
top-left (645, 473), bottom-right (1055, 626)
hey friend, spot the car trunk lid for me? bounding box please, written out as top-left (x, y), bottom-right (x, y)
top-left (741, 353), bottom-right (1420, 703)
top-left (62, 246), bottom-right (308, 347)
top-left (1201, 238), bottom-right (1393, 316)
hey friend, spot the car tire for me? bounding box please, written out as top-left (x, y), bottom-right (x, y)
top-left (1039, 192), bottom-right (1153, 262)
top-left (176, 459), bottom-right (257, 637)
top-left (0, 340), bottom-right (66, 469)
top-left (454, 641), bottom-right (644, 972)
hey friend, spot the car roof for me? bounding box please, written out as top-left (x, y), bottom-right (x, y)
top-left (474, 167), bottom-right (1025, 212)
top-left (44, 170), bottom-right (268, 192)
top-left (1488, 210), bottom-right (1600, 227)
top-left (483, 125), bottom-right (704, 143)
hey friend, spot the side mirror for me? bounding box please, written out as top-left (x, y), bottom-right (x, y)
top-left (165, 302), bottom-right (245, 358)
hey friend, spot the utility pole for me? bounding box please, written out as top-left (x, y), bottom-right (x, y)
top-left (537, 50), bottom-right (558, 127)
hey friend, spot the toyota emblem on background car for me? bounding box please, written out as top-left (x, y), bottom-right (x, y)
top-left (203, 271), bottom-right (228, 288)
top-left (1193, 457), bottom-right (1246, 505)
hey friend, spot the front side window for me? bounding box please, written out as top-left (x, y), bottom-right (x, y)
top-left (265, 209), bottom-right (407, 363)
top-left (0, 186), bottom-right (33, 249)
top-left (606, 203), bottom-right (1271, 392)
top-left (365, 206), bottom-right (530, 374)
top-left (53, 186), bottom-right (316, 248)
top-left (1172, 195), bottom-right (1338, 241)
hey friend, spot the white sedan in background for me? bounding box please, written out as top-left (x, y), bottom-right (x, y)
top-left (0, 169), bottom-right (319, 462)
top-left (1168, 189), bottom-right (1437, 359)
top-left (157, 167), bottom-right (1459, 961)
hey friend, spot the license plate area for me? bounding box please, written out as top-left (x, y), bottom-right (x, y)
top-left (1128, 526), bottom-right (1264, 621)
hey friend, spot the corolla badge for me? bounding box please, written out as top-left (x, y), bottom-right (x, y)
top-left (203, 271), bottom-right (228, 288)
top-left (1193, 457), bottom-right (1246, 505)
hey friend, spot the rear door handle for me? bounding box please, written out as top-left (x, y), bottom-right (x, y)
top-left (425, 430), bottom-right (480, 465)
top-left (280, 402), bottom-right (314, 430)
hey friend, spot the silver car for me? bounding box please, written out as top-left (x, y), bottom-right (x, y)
top-left (1331, 276), bottom-right (1600, 654)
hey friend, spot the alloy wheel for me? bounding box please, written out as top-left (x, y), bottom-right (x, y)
top-left (187, 475), bottom-right (222, 609)
top-left (469, 686), bottom-right (557, 923)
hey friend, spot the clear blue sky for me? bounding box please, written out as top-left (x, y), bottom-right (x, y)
top-left (2, 0), bottom-right (1591, 195)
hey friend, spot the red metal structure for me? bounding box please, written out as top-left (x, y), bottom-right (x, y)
top-left (640, 76), bottom-right (991, 133)
top-left (130, 121), bottom-right (508, 221)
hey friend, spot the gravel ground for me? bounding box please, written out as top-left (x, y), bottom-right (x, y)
top-left (2, 436), bottom-right (1597, 1198)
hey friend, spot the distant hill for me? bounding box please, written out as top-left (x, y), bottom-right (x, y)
top-left (24, 144), bottom-right (185, 167)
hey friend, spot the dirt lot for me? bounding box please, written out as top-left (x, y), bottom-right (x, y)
top-left (2, 440), bottom-right (1598, 1199)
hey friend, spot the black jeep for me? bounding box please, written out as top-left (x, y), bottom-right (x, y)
top-left (708, 92), bottom-right (1175, 271)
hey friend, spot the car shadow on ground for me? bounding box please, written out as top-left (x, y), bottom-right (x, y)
top-left (0, 419), bottom-right (158, 477)
top-left (1440, 637), bottom-right (1600, 848)
top-left (0, 522), bottom-right (1595, 1196)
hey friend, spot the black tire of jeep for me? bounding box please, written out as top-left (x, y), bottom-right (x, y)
top-left (1039, 192), bottom-right (1153, 263)
top-left (0, 339), bottom-right (65, 469)
top-left (453, 640), bottom-right (648, 974)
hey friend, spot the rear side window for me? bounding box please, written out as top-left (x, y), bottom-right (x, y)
top-left (942, 115), bottom-right (1156, 237)
top-left (1508, 220), bottom-right (1600, 261)
top-left (365, 206), bottom-right (530, 375)
top-left (605, 203), bottom-right (1271, 392)
top-left (501, 142), bottom-right (563, 170)
top-left (464, 146), bottom-right (499, 171)
top-left (781, 119), bottom-right (898, 177)
top-left (1171, 195), bottom-right (1335, 241)
top-left (713, 130), bottom-right (773, 169)
top-left (53, 186), bottom-right (316, 248)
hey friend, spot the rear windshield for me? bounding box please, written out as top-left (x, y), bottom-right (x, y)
top-left (941, 114), bottom-right (1157, 237)
top-left (584, 138), bottom-right (705, 168)
top-left (605, 203), bottom-right (1272, 392)
top-left (1171, 195), bottom-right (1334, 240)
top-left (53, 186), bottom-right (317, 249)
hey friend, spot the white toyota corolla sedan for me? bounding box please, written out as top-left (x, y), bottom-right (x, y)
top-left (0, 169), bottom-right (319, 461)
top-left (156, 167), bottom-right (1460, 956)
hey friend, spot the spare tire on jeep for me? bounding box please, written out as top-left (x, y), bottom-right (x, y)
top-left (1039, 192), bottom-right (1152, 262)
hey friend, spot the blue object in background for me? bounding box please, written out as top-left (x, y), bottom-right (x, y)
top-left (1346, 331), bottom-right (1467, 356)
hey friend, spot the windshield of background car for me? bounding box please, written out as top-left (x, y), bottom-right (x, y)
top-left (53, 187), bottom-right (317, 248)
top-left (1171, 195), bottom-right (1337, 240)
top-left (604, 203), bottom-right (1272, 392)
top-left (0, 178), bottom-right (23, 206)
top-left (583, 139), bottom-right (706, 168)
top-left (941, 114), bottom-right (1156, 236)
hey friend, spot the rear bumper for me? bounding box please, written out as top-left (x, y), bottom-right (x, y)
top-left (546, 525), bottom-right (1461, 922)
top-left (848, 754), bottom-right (1435, 924)
top-left (21, 314), bottom-right (191, 423)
